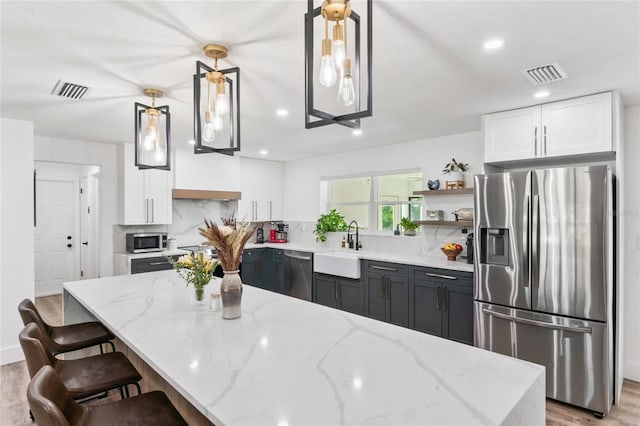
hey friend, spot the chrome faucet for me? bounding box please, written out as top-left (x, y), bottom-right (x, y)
top-left (347, 220), bottom-right (362, 251)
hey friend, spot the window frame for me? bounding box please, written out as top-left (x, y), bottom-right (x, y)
top-left (322, 169), bottom-right (422, 234)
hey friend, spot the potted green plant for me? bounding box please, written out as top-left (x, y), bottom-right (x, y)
top-left (400, 217), bottom-right (419, 236)
top-left (314, 209), bottom-right (348, 242)
top-left (442, 158), bottom-right (469, 187)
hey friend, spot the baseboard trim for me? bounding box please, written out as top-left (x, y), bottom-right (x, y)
top-left (0, 345), bottom-right (25, 366)
top-left (35, 289), bottom-right (63, 298)
top-left (624, 361), bottom-right (640, 382)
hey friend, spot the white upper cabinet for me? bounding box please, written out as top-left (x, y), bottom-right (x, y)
top-left (238, 158), bottom-right (284, 222)
top-left (482, 105), bottom-right (541, 162)
top-left (483, 92), bottom-right (616, 164)
top-left (118, 144), bottom-right (173, 225)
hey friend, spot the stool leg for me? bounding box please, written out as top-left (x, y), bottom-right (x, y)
top-left (124, 385), bottom-right (130, 398)
top-left (107, 341), bottom-right (116, 352)
top-left (134, 382), bottom-right (142, 396)
top-left (118, 386), bottom-right (124, 400)
top-left (29, 409), bottom-right (34, 422)
top-left (99, 343), bottom-right (104, 354)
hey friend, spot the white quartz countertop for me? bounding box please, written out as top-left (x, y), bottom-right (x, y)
top-left (244, 242), bottom-right (474, 272)
top-left (64, 271), bottom-right (544, 426)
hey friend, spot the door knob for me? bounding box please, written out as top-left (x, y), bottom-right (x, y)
top-left (82, 242), bottom-right (89, 246)
top-left (67, 236), bottom-right (72, 240)
top-left (67, 244), bottom-right (72, 248)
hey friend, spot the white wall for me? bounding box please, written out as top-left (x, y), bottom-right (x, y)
top-left (623, 105), bottom-right (640, 381)
top-left (0, 118), bottom-right (35, 365)
top-left (34, 136), bottom-right (117, 278)
top-left (283, 131), bottom-right (482, 221)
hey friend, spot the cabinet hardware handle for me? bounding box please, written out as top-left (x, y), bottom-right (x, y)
top-left (385, 278), bottom-right (391, 300)
top-left (380, 278), bottom-right (385, 299)
top-left (145, 199), bottom-right (149, 223)
top-left (372, 265), bottom-right (397, 272)
top-left (269, 201), bottom-right (272, 220)
top-left (443, 288), bottom-right (448, 311)
top-left (543, 125), bottom-right (547, 156)
top-left (534, 126), bottom-right (538, 157)
top-left (336, 282), bottom-right (340, 302)
top-left (151, 199), bottom-right (154, 223)
top-left (436, 287), bottom-right (441, 311)
top-left (482, 308), bottom-right (592, 333)
top-left (333, 281), bottom-right (338, 301)
top-left (148, 261), bottom-right (169, 266)
top-left (425, 272), bottom-right (457, 280)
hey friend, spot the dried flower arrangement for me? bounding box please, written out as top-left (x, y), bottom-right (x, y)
top-left (199, 216), bottom-right (257, 271)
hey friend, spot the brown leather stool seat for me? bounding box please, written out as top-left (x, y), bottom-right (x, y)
top-left (18, 298), bottom-right (115, 355)
top-left (19, 323), bottom-right (142, 400)
top-left (28, 365), bottom-right (187, 426)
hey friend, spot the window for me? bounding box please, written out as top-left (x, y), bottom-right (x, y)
top-left (322, 171), bottom-right (423, 233)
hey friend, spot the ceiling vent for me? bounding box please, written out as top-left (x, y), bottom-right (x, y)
top-left (522, 63), bottom-right (568, 85)
top-left (51, 79), bottom-right (89, 99)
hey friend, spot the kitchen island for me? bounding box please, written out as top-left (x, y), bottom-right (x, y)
top-left (64, 270), bottom-right (544, 425)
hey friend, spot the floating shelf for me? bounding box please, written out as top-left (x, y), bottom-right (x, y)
top-left (414, 220), bottom-right (473, 227)
top-left (413, 188), bottom-right (473, 196)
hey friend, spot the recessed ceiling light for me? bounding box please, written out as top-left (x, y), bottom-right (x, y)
top-left (534, 90), bottom-right (550, 99)
top-left (187, 139), bottom-right (196, 146)
top-left (352, 129), bottom-right (363, 136)
top-left (276, 109), bottom-right (289, 117)
top-left (259, 149), bottom-right (268, 156)
top-left (483, 39), bottom-right (504, 50)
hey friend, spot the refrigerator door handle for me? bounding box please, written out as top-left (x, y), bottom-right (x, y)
top-left (532, 194), bottom-right (540, 289)
top-left (523, 194), bottom-right (530, 287)
top-left (481, 308), bottom-right (592, 334)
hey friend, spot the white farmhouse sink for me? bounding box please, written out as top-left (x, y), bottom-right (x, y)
top-left (314, 250), bottom-right (361, 279)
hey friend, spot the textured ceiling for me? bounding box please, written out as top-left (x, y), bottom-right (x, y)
top-left (1, 1), bottom-right (639, 161)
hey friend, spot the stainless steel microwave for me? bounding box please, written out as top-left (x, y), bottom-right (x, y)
top-left (126, 233), bottom-right (167, 253)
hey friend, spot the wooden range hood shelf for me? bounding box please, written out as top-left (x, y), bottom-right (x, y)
top-left (172, 189), bottom-right (241, 201)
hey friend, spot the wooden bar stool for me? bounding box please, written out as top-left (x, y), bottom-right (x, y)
top-left (19, 323), bottom-right (141, 401)
top-left (18, 298), bottom-right (115, 355)
top-left (28, 365), bottom-right (187, 426)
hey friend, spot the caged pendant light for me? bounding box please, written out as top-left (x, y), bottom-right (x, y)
top-left (134, 88), bottom-right (170, 170)
top-left (193, 44), bottom-right (240, 155)
top-left (305, 0), bottom-right (372, 129)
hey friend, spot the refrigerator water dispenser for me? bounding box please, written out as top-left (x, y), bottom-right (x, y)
top-left (480, 228), bottom-right (509, 266)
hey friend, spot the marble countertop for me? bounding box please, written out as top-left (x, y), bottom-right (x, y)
top-left (244, 243), bottom-right (474, 272)
top-left (64, 271), bottom-right (544, 425)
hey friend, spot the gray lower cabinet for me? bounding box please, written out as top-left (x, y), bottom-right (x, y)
top-left (365, 261), bottom-right (410, 328)
top-left (313, 273), bottom-right (365, 316)
top-left (131, 255), bottom-right (179, 274)
top-left (272, 249), bottom-right (286, 294)
top-left (240, 249), bottom-right (262, 287)
top-left (411, 266), bottom-right (473, 345)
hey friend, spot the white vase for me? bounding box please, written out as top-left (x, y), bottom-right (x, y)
top-left (220, 270), bottom-right (242, 319)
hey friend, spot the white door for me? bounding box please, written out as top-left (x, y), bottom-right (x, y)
top-left (80, 175), bottom-right (99, 279)
top-left (35, 179), bottom-right (78, 296)
top-left (483, 105), bottom-right (541, 163)
top-left (542, 92), bottom-right (613, 158)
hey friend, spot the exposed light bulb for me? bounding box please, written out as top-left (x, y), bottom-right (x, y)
top-left (213, 113), bottom-right (224, 131)
top-left (337, 74), bottom-right (355, 106)
top-left (153, 148), bottom-right (165, 163)
top-left (332, 40), bottom-right (345, 69)
top-left (202, 122), bottom-right (216, 143)
top-left (215, 93), bottom-right (228, 115)
top-left (143, 125), bottom-right (157, 151)
top-left (319, 55), bottom-right (337, 87)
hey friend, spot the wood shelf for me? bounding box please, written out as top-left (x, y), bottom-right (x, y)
top-left (413, 188), bottom-right (473, 196)
top-left (172, 189), bottom-right (241, 200)
top-left (414, 220), bottom-right (473, 227)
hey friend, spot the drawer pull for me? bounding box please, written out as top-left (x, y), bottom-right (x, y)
top-left (148, 261), bottom-right (170, 266)
top-left (425, 272), bottom-right (457, 280)
top-left (372, 265), bottom-right (397, 272)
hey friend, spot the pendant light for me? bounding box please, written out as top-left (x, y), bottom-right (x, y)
top-left (194, 44), bottom-right (240, 155)
top-left (134, 88), bottom-right (170, 170)
top-left (305, 0), bottom-right (372, 129)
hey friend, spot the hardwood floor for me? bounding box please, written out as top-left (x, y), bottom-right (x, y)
top-left (1, 295), bottom-right (639, 425)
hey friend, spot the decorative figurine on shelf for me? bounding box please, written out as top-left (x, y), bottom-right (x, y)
top-left (442, 158), bottom-right (469, 189)
top-left (427, 179), bottom-right (440, 190)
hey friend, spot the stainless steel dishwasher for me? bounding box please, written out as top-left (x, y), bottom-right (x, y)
top-left (284, 250), bottom-right (313, 301)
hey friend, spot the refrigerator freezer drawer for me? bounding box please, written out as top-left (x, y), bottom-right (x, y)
top-left (474, 302), bottom-right (612, 415)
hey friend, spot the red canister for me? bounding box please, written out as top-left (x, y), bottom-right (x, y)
top-left (270, 229), bottom-right (276, 241)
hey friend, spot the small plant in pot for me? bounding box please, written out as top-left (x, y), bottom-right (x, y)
top-left (442, 158), bottom-right (469, 188)
top-left (401, 217), bottom-right (419, 236)
top-left (314, 209), bottom-right (348, 242)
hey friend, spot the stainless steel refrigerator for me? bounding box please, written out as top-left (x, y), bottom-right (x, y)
top-left (473, 165), bottom-right (615, 417)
